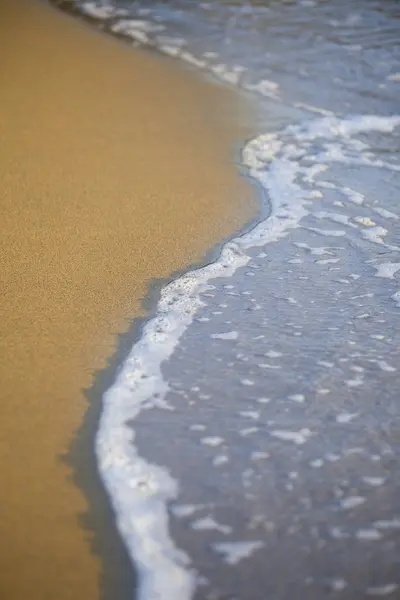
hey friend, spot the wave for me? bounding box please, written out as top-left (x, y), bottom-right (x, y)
top-left (96, 113), bottom-right (400, 600)
top-left (51, 1), bottom-right (400, 598)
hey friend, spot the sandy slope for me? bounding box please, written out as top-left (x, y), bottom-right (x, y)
top-left (0, 1), bottom-right (256, 598)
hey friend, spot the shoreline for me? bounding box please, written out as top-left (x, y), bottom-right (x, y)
top-left (0, 1), bottom-right (257, 598)
top-left (72, 202), bottom-right (261, 600)
top-left (52, 4), bottom-right (263, 598)
top-left (54, 3), bottom-right (264, 597)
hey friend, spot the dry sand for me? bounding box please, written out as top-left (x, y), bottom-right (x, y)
top-left (0, 0), bottom-right (256, 599)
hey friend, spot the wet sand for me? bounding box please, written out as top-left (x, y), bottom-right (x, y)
top-left (0, 1), bottom-right (256, 598)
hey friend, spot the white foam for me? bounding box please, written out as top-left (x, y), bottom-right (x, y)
top-left (372, 206), bottom-right (399, 220)
top-left (171, 504), bottom-right (203, 518)
top-left (366, 584), bottom-right (398, 596)
top-left (313, 211), bottom-right (353, 227)
top-left (294, 101), bottom-right (334, 116)
top-left (189, 424), bottom-right (206, 432)
top-left (112, 19), bottom-right (165, 34)
top-left (90, 65), bottom-right (400, 599)
top-left (110, 21), bottom-right (150, 44)
top-left (212, 454), bottom-right (229, 467)
top-left (81, 1), bottom-right (113, 19)
top-left (294, 242), bottom-right (340, 256)
top-left (265, 350), bottom-right (282, 358)
top-left (212, 540), bottom-right (264, 565)
top-left (329, 579), bottom-right (348, 591)
top-left (336, 412), bottom-right (358, 424)
top-left (362, 226), bottom-right (393, 247)
top-left (201, 437), bottom-right (224, 447)
top-left (290, 115), bottom-right (400, 140)
top-left (339, 496), bottom-right (365, 510)
top-left (356, 528), bottom-right (382, 541)
top-left (240, 427), bottom-right (259, 437)
top-left (211, 331), bottom-right (238, 340)
top-left (355, 216), bottom-right (376, 227)
top-left (239, 410), bottom-right (260, 420)
top-left (256, 397), bottom-right (271, 404)
top-left (374, 263), bottom-right (400, 279)
top-left (288, 257), bottom-right (303, 264)
top-left (374, 518), bottom-right (400, 530)
top-left (346, 377), bottom-right (364, 388)
top-left (391, 291), bottom-right (400, 308)
top-left (330, 526), bottom-right (350, 539)
top-left (245, 79), bottom-right (280, 98)
top-left (251, 451), bottom-right (270, 461)
top-left (288, 394), bottom-right (305, 403)
top-left (180, 51), bottom-right (207, 69)
top-left (270, 428), bottom-right (312, 445)
top-left (375, 360), bottom-right (396, 373)
top-left (190, 516), bottom-right (232, 535)
top-left (362, 476), bottom-right (385, 487)
top-left (159, 44), bottom-right (182, 57)
top-left (76, 5), bottom-right (400, 590)
top-left (210, 64), bottom-right (242, 85)
top-left (307, 227), bottom-right (346, 237)
top-left (315, 258), bottom-right (340, 265)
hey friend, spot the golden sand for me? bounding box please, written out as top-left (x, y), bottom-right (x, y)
top-left (0, 1), bottom-right (256, 599)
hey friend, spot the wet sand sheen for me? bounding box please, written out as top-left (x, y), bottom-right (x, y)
top-left (0, 1), bottom-right (256, 598)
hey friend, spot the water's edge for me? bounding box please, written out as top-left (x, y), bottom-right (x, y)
top-left (68, 216), bottom-right (263, 599)
top-left (47, 3), bottom-right (265, 591)
top-left (48, 2), bottom-right (400, 599)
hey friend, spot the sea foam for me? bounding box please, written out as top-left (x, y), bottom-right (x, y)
top-left (71, 2), bottom-right (400, 598)
top-left (96, 113), bottom-right (400, 599)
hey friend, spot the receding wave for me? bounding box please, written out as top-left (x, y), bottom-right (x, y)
top-left (51, 1), bottom-right (400, 598)
top-left (96, 112), bottom-right (400, 599)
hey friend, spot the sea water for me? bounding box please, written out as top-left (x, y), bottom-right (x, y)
top-left (57, 1), bottom-right (400, 598)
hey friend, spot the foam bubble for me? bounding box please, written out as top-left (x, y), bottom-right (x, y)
top-left (81, 1), bottom-right (113, 19)
top-left (200, 437), bottom-right (224, 447)
top-left (270, 428), bottom-right (312, 444)
top-left (374, 263), bottom-right (400, 279)
top-left (356, 528), bottom-right (382, 541)
top-left (190, 516), bottom-right (232, 535)
top-left (366, 584), bottom-right (399, 596)
top-left (339, 496), bottom-right (365, 510)
top-left (212, 540), bottom-right (264, 565)
top-left (210, 331), bottom-right (239, 340)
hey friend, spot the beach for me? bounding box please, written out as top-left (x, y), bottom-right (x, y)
top-left (81, 2), bottom-right (400, 600)
top-left (0, 1), bottom-right (256, 598)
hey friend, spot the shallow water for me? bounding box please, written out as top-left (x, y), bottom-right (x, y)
top-left (65, 1), bottom-right (399, 598)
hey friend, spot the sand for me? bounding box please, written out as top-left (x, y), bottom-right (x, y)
top-left (0, 1), bottom-right (256, 599)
